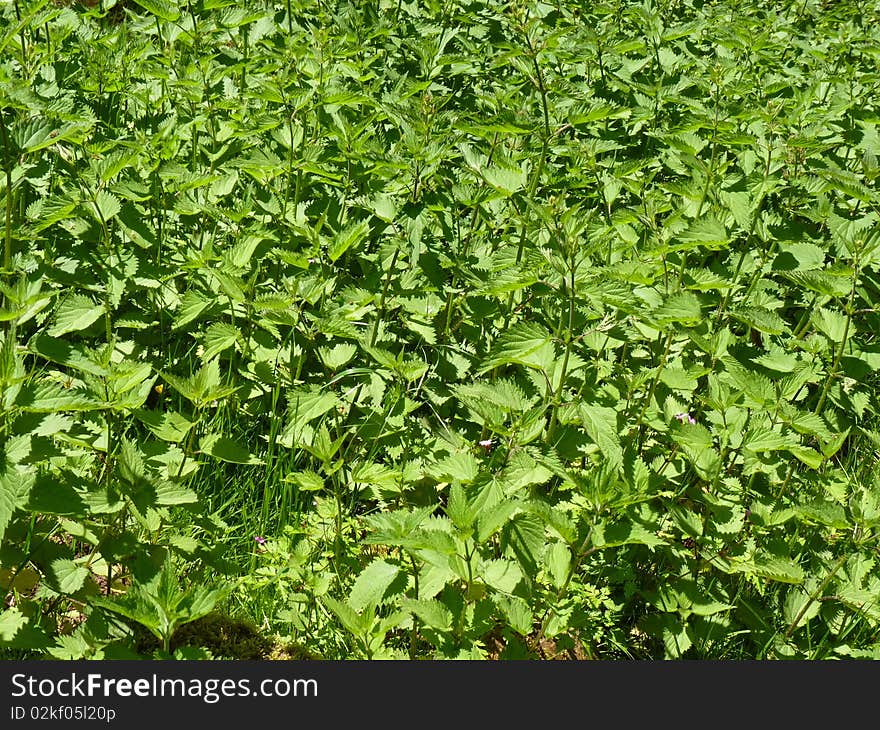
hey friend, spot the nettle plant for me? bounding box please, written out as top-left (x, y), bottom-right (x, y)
top-left (1, 0), bottom-right (880, 659)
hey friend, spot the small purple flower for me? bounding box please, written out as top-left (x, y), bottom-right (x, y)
top-left (674, 413), bottom-right (696, 425)
top-left (254, 536), bottom-right (267, 546)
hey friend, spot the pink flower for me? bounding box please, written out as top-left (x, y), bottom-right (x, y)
top-left (674, 413), bottom-right (696, 425)
top-left (254, 536), bottom-right (267, 545)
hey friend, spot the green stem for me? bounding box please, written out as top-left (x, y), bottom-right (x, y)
top-left (547, 256), bottom-right (577, 440)
top-left (783, 554), bottom-right (847, 640)
top-left (409, 553), bottom-right (420, 660)
top-left (536, 528), bottom-right (598, 646)
top-left (370, 248), bottom-right (400, 347)
top-left (0, 108), bottom-right (13, 279)
top-left (814, 260), bottom-right (859, 415)
top-left (633, 331), bottom-right (674, 438)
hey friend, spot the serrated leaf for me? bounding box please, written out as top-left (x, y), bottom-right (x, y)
top-left (130, 0), bottom-right (180, 21)
top-left (349, 560), bottom-right (400, 612)
top-left (579, 404), bottom-right (623, 471)
top-left (140, 476), bottom-right (192, 505)
top-left (92, 191), bottom-right (121, 223)
top-left (400, 598), bottom-right (452, 632)
top-left (134, 409), bottom-right (194, 443)
top-left (495, 595), bottom-right (533, 636)
top-left (545, 542), bottom-right (571, 589)
top-left (200, 434), bottom-right (263, 464)
top-left (481, 558), bottom-right (522, 593)
top-left (51, 559), bottom-right (89, 594)
top-left (592, 519), bottom-right (665, 549)
top-left (0, 468), bottom-right (31, 543)
top-left (15, 383), bottom-right (103, 412)
top-left (328, 220), bottom-right (370, 263)
top-left (285, 470), bottom-right (324, 492)
top-left (0, 608), bottom-right (27, 642)
top-left (675, 217), bottom-right (729, 249)
top-left (48, 295), bottom-right (103, 337)
top-left (174, 290), bottom-right (211, 330)
top-left (787, 445), bottom-right (824, 469)
top-left (650, 292), bottom-right (703, 327)
top-left (482, 165), bottom-right (526, 195)
top-left (479, 322), bottom-right (555, 374)
top-left (749, 555), bottom-right (805, 584)
top-left (476, 500), bottom-right (519, 543)
top-left (427, 452), bottom-right (479, 484)
top-left (743, 427), bottom-right (790, 453)
top-left (781, 270), bottom-right (851, 298)
top-left (322, 596), bottom-right (366, 637)
top-left (201, 322), bottom-right (241, 360)
top-left (772, 242), bottom-right (826, 271)
top-left (446, 483), bottom-right (475, 531)
top-left (28, 333), bottom-right (108, 377)
top-left (731, 307), bottom-right (789, 335)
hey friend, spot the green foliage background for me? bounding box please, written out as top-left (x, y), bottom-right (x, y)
top-left (1, 0), bottom-right (880, 659)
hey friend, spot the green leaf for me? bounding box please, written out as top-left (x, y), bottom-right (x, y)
top-left (322, 596), bottom-right (366, 637)
top-left (675, 217), bottom-right (729, 249)
top-left (349, 560), bottom-right (400, 612)
top-left (328, 220), bottom-right (370, 262)
top-left (281, 387), bottom-right (340, 443)
top-left (446, 483), bottom-right (476, 532)
top-left (782, 270), bottom-right (851, 298)
top-left (51, 559), bottom-right (89, 594)
top-left (641, 613), bottom-right (692, 658)
top-left (130, 0), bottom-right (180, 21)
top-left (15, 383), bottom-right (102, 412)
top-left (480, 558), bottom-right (523, 593)
top-left (649, 292), bottom-right (703, 327)
top-left (199, 434), bottom-right (264, 464)
top-left (495, 595), bottom-right (533, 636)
top-left (351, 462), bottom-right (401, 495)
top-left (285, 470), bottom-right (324, 492)
top-left (476, 500), bottom-right (519, 543)
top-left (787, 445), bottom-right (824, 469)
top-left (92, 191), bottom-right (121, 223)
top-left (502, 514), bottom-right (546, 576)
top-left (427, 452), bottom-right (479, 484)
top-left (772, 242), bottom-right (826, 271)
top-left (545, 541), bottom-right (571, 589)
top-left (154, 481), bottom-right (198, 506)
top-left (48, 294), bottom-right (103, 337)
top-left (739, 554), bottom-right (805, 585)
top-left (668, 504), bottom-right (702, 538)
top-left (161, 360), bottom-right (237, 407)
top-left (0, 608), bottom-right (27, 642)
top-left (134, 409), bottom-right (194, 443)
top-left (482, 165), bottom-right (526, 195)
top-left (479, 323), bottom-right (555, 374)
top-left (592, 520), bottom-right (664, 549)
top-left (0, 468), bottom-right (31, 543)
top-left (25, 473), bottom-right (87, 516)
top-left (400, 598), bottom-right (452, 632)
top-left (28, 333), bottom-right (108, 376)
top-left (743, 427), bottom-right (789, 453)
top-left (579, 404), bottom-right (623, 471)
top-left (201, 322), bottom-right (241, 360)
top-left (730, 306), bottom-right (789, 335)
top-left (783, 586), bottom-right (820, 629)
top-left (174, 290), bottom-right (211, 330)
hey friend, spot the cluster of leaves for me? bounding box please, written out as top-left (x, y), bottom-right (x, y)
top-left (1, 0), bottom-right (880, 659)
